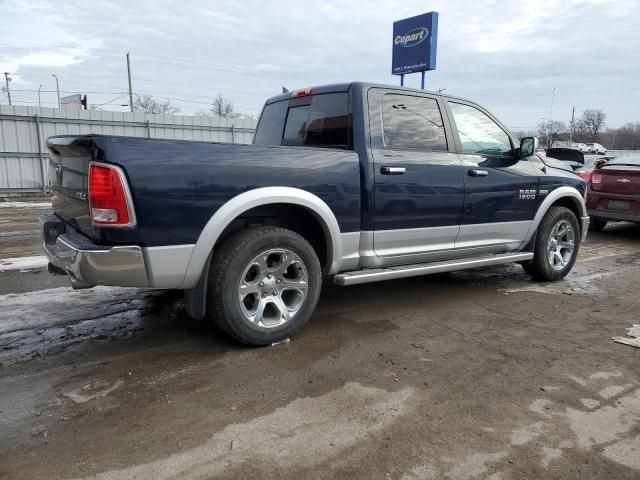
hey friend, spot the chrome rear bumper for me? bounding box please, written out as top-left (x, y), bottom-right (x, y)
top-left (40, 214), bottom-right (148, 289)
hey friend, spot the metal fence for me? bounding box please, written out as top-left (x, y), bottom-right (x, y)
top-left (0, 105), bottom-right (257, 195)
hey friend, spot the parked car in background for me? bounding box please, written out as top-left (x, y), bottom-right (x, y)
top-left (586, 154), bottom-right (640, 231)
top-left (585, 143), bottom-right (606, 154)
top-left (570, 143), bottom-right (589, 153)
top-left (41, 82), bottom-right (589, 345)
top-left (574, 156), bottom-right (613, 181)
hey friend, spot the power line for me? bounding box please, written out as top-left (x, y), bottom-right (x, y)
top-left (96, 94), bottom-right (129, 107)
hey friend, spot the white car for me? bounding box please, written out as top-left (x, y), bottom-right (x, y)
top-left (585, 142), bottom-right (606, 154)
top-left (570, 143), bottom-right (589, 153)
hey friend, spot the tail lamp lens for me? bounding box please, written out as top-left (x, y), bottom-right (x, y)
top-left (291, 87), bottom-right (316, 98)
top-left (88, 164), bottom-right (132, 225)
top-left (591, 172), bottom-right (603, 184)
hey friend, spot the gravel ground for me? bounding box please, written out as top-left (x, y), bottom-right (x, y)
top-left (0, 199), bottom-right (639, 480)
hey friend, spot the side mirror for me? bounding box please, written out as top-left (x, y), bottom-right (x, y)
top-left (519, 137), bottom-right (535, 157)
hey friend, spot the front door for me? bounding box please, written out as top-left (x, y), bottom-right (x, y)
top-left (368, 89), bottom-right (465, 264)
top-left (445, 100), bottom-right (539, 250)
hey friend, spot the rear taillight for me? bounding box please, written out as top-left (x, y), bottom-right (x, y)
top-left (575, 170), bottom-right (592, 181)
top-left (591, 172), bottom-right (603, 184)
top-left (291, 87), bottom-right (315, 98)
top-left (88, 163), bottom-right (135, 226)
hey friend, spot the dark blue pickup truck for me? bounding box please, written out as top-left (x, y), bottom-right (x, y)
top-left (42, 82), bottom-right (589, 345)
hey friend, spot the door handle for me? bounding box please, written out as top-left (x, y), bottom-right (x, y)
top-left (468, 169), bottom-right (489, 177)
top-left (380, 166), bottom-right (406, 175)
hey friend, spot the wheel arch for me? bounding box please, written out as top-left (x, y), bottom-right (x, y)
top-left (181, 187), bottom-right (343, 290)
top-left (522, 186), bottom-right (587, 248)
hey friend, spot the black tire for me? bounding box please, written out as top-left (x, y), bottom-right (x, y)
top-left (589, 217), bottom-right (607, 232)
top-left (524, 206), bottom-right (581, 281)
top-left (207, 226), bottom-right (322, 346)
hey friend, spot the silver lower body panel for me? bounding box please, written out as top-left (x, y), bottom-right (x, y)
top-left (333, 252), bottom-right (534, 286)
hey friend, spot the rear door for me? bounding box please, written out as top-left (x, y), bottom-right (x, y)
top-left (445, 100), bottom-right (539, 250)
top-left (368, 88), bottom-right (464, 263)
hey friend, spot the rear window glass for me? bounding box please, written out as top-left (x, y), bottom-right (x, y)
top-left (253, 93), bottom-right (351, 149)
top-left (605, 155), bottom-right (640, 166)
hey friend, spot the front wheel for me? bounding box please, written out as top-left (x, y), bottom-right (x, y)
top-left (523, 206), bottom-right (580, 281)
top-left (207, 226), bottom-right (322, 346)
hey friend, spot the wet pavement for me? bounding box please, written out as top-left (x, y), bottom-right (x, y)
top-left (1, 199), bottom-right (639, 479)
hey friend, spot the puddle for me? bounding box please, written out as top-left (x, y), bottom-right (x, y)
top-left (0, 289), bottom-right (183, 366)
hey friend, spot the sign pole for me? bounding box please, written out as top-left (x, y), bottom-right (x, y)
top-left (421, 71), bottom-right (425, 89)
top-left (400, 74), bottom-right (404, 87)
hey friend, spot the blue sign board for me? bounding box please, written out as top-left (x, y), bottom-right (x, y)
top-left (392, 12), bottom-right (438, 75)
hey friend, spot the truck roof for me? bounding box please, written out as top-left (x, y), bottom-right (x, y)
top-left (265, 81), bottom-right (473, 105)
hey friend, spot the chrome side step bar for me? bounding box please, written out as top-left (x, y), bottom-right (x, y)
top-left (333, 252), bottom-right (534, 286)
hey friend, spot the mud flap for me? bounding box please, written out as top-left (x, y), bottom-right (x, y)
top-left (184, 252), bottom-right (212, 320)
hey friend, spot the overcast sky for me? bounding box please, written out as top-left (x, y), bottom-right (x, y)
top-left (1, 0), bottom-right (638, 130)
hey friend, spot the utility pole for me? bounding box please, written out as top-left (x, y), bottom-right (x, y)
top-left (38, 84), bottom-right (43, 107)
top-left (52, 74), bottom-right (60, 107)
top-left (548, 88), bottom-right (555, 148)
top-left (3, 72), bottom-right (11, 105)
top-left (569, 106), bottom-right (575, 143)
top-left (126, 52), bottom-right (134, 112)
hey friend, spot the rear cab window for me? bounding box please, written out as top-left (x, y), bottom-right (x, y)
top-left (253, 92), bottom-right (352, 149)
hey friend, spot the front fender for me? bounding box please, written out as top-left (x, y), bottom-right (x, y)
top-left (522, 186), bottom-right (588, 247)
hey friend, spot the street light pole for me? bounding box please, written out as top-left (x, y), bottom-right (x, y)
top-left (38, 84), bottom-right (43, 108)
top-left (52, 74), bottom-right (60, 108)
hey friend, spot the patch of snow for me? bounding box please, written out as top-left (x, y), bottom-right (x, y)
top-left (0, 201), bottom-right (51, 208)
top-left (65, 380), bottom-right (124, 404)
top-left (580, 398), bottom-right (600, 409)
top-left (599, 385), bottom-right (630, 399)
top-left (541, 447), bottom-right (563, 468)
top-left (613, 324), bottom-right (640, 349)
top-left (504, 271), bottom-right (613, 296)
top-left (0, 256), bottom-right (48, 272)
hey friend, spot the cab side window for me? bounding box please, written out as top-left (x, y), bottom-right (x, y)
top-left (448, 102), bottom-right (512, 156)
top-left (381, 94), bottom-right (447, 151)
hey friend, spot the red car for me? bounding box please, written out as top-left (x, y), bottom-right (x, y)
top-left (586, 154), bottom-right (640, 231)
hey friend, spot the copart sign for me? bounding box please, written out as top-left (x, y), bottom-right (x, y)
top-left (392, 12), bottom-right (438, 75)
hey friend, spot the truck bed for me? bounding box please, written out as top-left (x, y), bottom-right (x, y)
top-left (47, 135), bottom-right (361, 247)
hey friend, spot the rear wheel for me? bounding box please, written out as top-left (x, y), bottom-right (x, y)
top-left (523, 206), bottom-right (580, 281)
top-left (207, 226), bottom-right (322, 346)
top-left (589, 217), bottom-right (607, 232)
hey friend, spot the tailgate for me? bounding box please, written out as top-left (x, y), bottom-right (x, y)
top-left (47, 136), bottom-right (95, 237)
top-left (593, 167), bottom-right (640, 195)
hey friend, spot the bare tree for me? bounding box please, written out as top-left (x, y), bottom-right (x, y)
top-left (537, 120), bottom-right (566, 147)
top-left (599, 122), bottom-right (640, 150)
top-left (576, 109), bottom-right (606, 142)
top-left (209, 93), bottom-right (238, 118)
top-left (512, 130), bottom-right (536, 141)
top-left (133, 94), bottom-right (180, 114)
